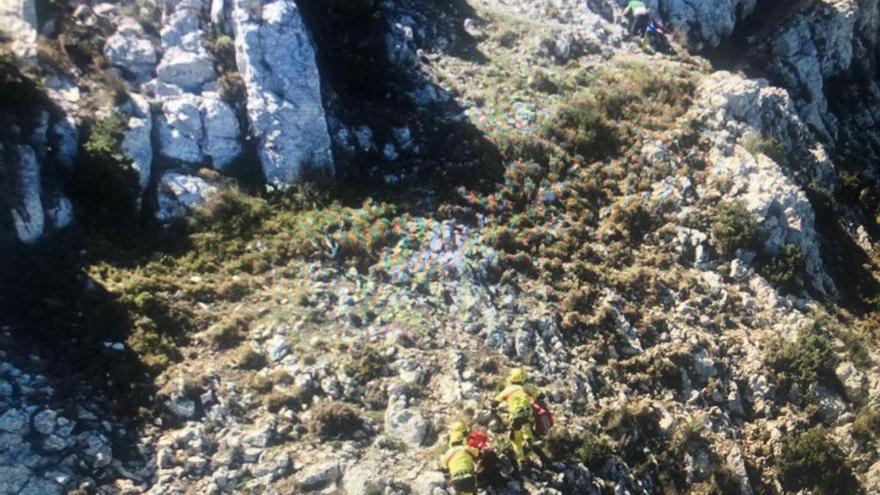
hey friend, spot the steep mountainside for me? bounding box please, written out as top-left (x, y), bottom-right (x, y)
top-left (3, 0), bottom-right (880, 494)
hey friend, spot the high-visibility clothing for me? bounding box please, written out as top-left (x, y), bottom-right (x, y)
top-left (441, 445), bottom-right (479, 478)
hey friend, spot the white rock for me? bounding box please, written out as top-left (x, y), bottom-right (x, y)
top-left (157, 47), bottom-right (215, 90)
top-left (159, 94), bottom-right (204, 163)
top-left (32, 409), bottom-right (57, 435)
top-left (0, 409), bottom-right (29, 435)
top-left (156, 172), bottom-right (218, 221)
top-left (384, 398), bottom-right (427, 446)
top-left (835, 361), bottom-right (867, 403)
top-left (0, 0), bottom-right (38, 59)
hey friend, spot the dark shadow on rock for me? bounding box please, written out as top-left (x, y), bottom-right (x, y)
top-left (806, 188), bottom-right (880, 313)
top-left (0, 231), bottom-right (158, 481)
top-left (298, 0), bottom-right (503, 207)
top-left (0, 55), bottom-right (158, 488)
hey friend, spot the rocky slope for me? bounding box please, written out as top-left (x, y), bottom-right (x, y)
top-left (3, 0), bottom-right (880, 495)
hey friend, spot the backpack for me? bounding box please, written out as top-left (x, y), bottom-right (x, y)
top-left (532, 399), bottom-right (554, 436)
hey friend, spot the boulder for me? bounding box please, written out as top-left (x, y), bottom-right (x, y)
top-left (157, 93), bottom-right (241, 167)
top-left (0, 0), bottom-right (38, 59)
top-left (103, 18), bottom-right (158, 78)
top-left (835, 361), bottom-right (867, 403)
top-left (200, 95), bottom-right (241, 169)
top-left (156, 172), bottom-right (218, 221)
top-left (0, 409), bottom-right (30, 435)
top-left (158, 94), bottom-right (204, 163)
top-left (384, 397), bottom-right (427, 446)
top-left (32, 409), bottom-right (57, 435)
top-left (296, 461), bottom-right (341, 491)
top-left (230, 0), bottom-right (333, 185)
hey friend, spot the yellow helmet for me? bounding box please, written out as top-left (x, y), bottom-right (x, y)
top-left (450, 421), bottom-right (467, 435)
top-left (449, 430), bottom-right (465, 446)
top-left (508, 367), bottom-right (526, 384)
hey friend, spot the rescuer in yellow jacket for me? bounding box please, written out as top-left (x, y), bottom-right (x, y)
top-left (493, 368), bottom-right (541, 466)
top-left (440, 421), bottom-right (479, 494)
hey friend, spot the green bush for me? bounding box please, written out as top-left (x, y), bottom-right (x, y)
top-left (235, 345), bottom-right (267, 370)
top-left (309, 400), bottom-right (366, 440)
top-left (760, 243), bottom-right (806, 293)
top-left (71, 112), bottom-right (140, 228)
top-left (206, 314), bottom-right (249, 349)
top-left (265, 386), bottom-right (311, 412)
top-left (344, 345), bottom-right (391, 385)
top-left (711, 201), bottom-right (767, 256)
top-left (852, 406), bottom-right (880, 444)
top-left (769, 328), bottom-right (835, 389)
top-left (545, 430), bottom-right (611, 470)
top-left (777, 427), bottom-right (859, 494)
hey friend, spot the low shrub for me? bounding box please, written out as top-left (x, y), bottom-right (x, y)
top-left (309, 400), bottom-right (366, 440)
top-left (265, 386), bottom-right (311, 412)
top-left (545, 429), bottom-right (612, 470)
top-left (777, 427), bottom-right (859, 494)
top-left (235, 345), bottom-right (267, 370)
top-left (206, 314), bottom-right (249, 349)
top-left (542, 93), bottom-right (620, 163)
top-left (741, 132), bottom-right (785, 164)
top-left (344, 345), bottom-right (391, 385)
top-left (710, 201), bottom-right (766, 257)
top-left (852, 406), bottom-right (880, 444)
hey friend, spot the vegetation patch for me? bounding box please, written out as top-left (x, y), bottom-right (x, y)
top-left (768, 327), bottom-right (836, 390)
top-left (759, 243), bottom-right (806, 293)
top-left (741, 132), bottom-right (785, 164)
top-left (710, 200), bottom-right (767, 257)
top-left (71, 112), bottom-right (140, 229)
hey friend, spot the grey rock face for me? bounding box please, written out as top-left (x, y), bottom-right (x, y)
top-left (657, 0), bottom-right (757, 48)
top-left (692, 72), bottom-right (836, 295)
top-left (121, 95), bottom-right (154, 191)
top-left (10, 145), bottom-right (44, 244)
top-left (230, 0), bottom-right (333, 185)
top-left (383, 396), bottom-right (427, 446)
top-left (157, 47), bottom-right (216, 90)
top-left (159, 94), bottom-right (205, 163)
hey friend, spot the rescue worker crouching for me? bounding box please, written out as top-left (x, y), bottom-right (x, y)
top-left (493, 368), bottom-right (542, 468)
top-left (441, 421), bottom-right (480, 495)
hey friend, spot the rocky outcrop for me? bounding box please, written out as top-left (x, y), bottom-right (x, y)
top-left (691, 72), bottom-right (837, 295)
top-left (230, 0), bottom-right (333, 185)
top-left (0, 0), bottom-right (38, 59)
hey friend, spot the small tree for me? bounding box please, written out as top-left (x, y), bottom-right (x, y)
top-left (778, 427), bottom-right (860, 494)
